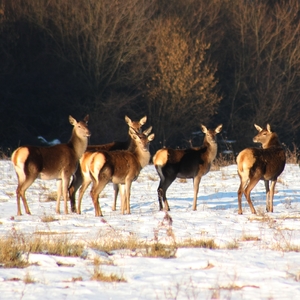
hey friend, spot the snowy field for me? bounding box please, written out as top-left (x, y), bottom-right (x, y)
top-left (0, 160), bottom-right (300, 299)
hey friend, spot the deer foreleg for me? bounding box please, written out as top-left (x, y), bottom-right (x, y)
top-left (264, 180), bottom-right (271, 212)
top-left (267, 180), bottom-right (276, 213)
top-left (192, 176), bottom-right (201, 211)
top-left (112, 183), bottom-right (119, 211)
top-left (55, 179), bottom-right (63, 214)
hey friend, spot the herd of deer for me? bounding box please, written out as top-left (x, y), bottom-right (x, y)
top-left (10, 115), bottom-right (286, 217)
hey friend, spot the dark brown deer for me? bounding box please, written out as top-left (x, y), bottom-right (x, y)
top-left (153, 124), bottom-right (222, 211)
top-left (237, 124), bottom-right (286, 214)
top-left (69, 115), bottom-right (147, 213)
top-left (83, 127), bottom-right (154, 216)
top-left (11, 115), bottom-right (90, 216)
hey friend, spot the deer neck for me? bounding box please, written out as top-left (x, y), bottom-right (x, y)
top-left (203, 138), bottom-right (218, 163)
top-left (68, 131), bottom-right (88, 159)
top-left (262, 133), bottom-right (281, 149)
top-left (134, 144), bottom-right (151, 169)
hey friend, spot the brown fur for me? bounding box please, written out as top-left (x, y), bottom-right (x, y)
top-left (11, 115), bottom-right (90, 215)
top-left (153, 124), bottom-right (222, 211)
top-left (237, 124), bottom-right (286, 214)
top-left (68, 115), bottom-right (147, 212)
top-left (78, 127), bottom-right (154, 216)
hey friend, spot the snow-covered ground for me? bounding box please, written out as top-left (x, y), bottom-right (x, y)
top-left (0, 160), bottom-right (300, 299)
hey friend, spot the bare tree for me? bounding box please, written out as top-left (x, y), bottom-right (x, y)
top-left (225, 0), bottom-right (300, 147)
top-left (145, 17), bottom-right (221, 148)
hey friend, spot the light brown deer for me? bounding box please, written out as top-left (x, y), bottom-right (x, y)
top-left (237, 124), bottom-right (286, 214)
top-left (11, 115), bottom-right (90, 216)
top-left (69, 115), bottom-right (147, 213)
top-left (83, 127), bottom-right (154, 216)
top-left (153, 124), bottom-right (222, 211)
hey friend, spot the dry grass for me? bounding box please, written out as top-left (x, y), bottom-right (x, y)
top-left (40, 214), bottom-right (58, 223)
top-left (0, 231), bottom-right (85, 268)
top-left (211, 153), bottom-right (236, 171)
top-left (178, 238), bottom-right (218, 249)
top-left (285, 143), bottom-right (299, 164)
top-left (91, 262), bottom-right (126, 282)
top-left (23, 271), bottom-right (35, 284)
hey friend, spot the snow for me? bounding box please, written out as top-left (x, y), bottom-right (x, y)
top-left (0, 160), bottom-right (300, 299)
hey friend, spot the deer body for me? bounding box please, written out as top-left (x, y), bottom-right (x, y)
top-left (84, 128), bottom-right (154, 216)
top-left (11, 115), bottom-right (90, 216)
top-left (153, 124), bottom-right (222, 211)
top-left (237, 124), bottom-right (286, 214)
top-left (70, 115), bottom-right (147, 213)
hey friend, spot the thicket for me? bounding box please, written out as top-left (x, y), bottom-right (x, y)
top-left (0, 0), bottom-right (299, 154)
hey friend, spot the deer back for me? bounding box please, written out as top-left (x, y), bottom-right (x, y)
top-left (237, 124), bottom-right (286, 180)
top-left (11, 115), bottom-right (90, 181)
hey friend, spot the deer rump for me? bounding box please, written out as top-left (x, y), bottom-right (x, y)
top-left (155, 146), bottom-right (210, 179)
top-left (238, 146), bottom-right (285, 181)
top-left (90, 150), bottom-right (141, 184)
top-left (14, 145), bottom-right (78, 181)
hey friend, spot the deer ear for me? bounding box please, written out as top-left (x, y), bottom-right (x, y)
top-left (83, 114), bottom-right (89, 124)
top-left (69, 116), bottom-right (77, 126)
top-left (125, 115), bottom-right (131, 125)
top-left (139, 116), bottom-right (147, 125)
top-left (215, 124), bottom-right (223, 133)
top-left (201, 125), bottom-right (207, 133)
top-left (267, 124), bottom-right (272, 132)
top-left (148, 133), bottom-right (155, 141)
top-left (143, 126), bottom-right (152, 136)
top-left (254, 124), bottom-right (263, 132)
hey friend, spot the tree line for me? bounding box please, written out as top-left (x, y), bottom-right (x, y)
top-left (0, 0), bottom-right (299, 156)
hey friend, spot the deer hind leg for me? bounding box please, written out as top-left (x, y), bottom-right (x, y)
top-left (237, 170), bottom-right (250, 214)
top-left (158, 175), bottom-right (176, 212)
top-left (244, 175), bottom-right (261, 214)
top-left (16, 173), bottom-right (37, 216)
top-left (90, 177), bottom-right (109, 217)
top-left (76, 177), bottom-right (92, 214)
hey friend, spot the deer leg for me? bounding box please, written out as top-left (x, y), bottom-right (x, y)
top-left (264, 180), bottom-right (270, 212)
top-left (90, 178), bottom-right (109, 217)
top-left (237, 172), bottom-right (249, 215)
top-left (16, 175), bottom-right (37, 215)
top-left (112, 183), bottom-right (119, 211)
top-left (237, 182), bottom-right (244, 215)
top-left (69, 167), bottom-right (83, 213)
top-left (118, 184), bottom-right (126, 212)
top-left (268, 180), bottom-right (276, 213)
top-left (55, 179), bottom-right (63, 214)
top-left (77, 177), bottom-right (92, 214)
top-left (123, 180), bottom-right (132, 215)
top-left (192, 176), bottom-right (202, 211)
top-left (61, 177), bottom-right (70, 215)
top-left (244, 176), bottom-right (260, 214)
top-left (157, 175), bottom-right (175, 211)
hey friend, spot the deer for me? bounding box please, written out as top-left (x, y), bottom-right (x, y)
top-left (11, 115), bottom-right (90, 216)
top-left (68, 115), bottom-right (147, 213)
top-left (153, 124), bottom-right (223, 211)
top-left (81, 127), bottom-right (154, 217)
top-left (236, 124), bottom-right (286, 214)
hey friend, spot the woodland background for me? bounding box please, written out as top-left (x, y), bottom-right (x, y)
top-left (0, 0), bottom-right (300, 156)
